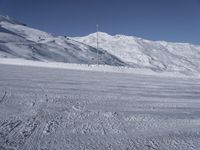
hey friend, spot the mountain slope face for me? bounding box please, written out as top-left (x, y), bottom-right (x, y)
top-left (0, 15), bottom-right (125, 66)
top-left (73, 32), bottom-right (200, 74)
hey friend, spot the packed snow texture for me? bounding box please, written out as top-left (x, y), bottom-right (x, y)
top-left (0, 58), bottom-right (196, 78)
top-left (0, 64), bottom-right (200, 150)
top-left (0, 15), bottom-right (125, 66)
top-left (73, 32), bottom-right (200, 74)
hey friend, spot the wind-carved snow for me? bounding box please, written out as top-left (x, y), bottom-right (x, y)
top-left (73, 32), bottom-right (200, 74)
top-left (0, 64), bottom-right (200, 150)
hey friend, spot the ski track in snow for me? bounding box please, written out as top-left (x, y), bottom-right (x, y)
top-left (0, 64), bottom-right (200, 150)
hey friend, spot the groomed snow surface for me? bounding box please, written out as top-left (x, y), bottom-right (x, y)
top-left (0, 63), bottom-right (200, 150)
top-left (0, 58), bottom-right (196, 78)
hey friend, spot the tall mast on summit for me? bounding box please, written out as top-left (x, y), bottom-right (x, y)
top-left (96, 24), bottom-right (99, 65)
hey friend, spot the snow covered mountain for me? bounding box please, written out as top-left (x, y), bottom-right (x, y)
top-left (1, 15), bottom-right (200, 75)
top-left (0, 15), bottom-right (125, 66)
top-left (73, 32), bottom-right (200, 74)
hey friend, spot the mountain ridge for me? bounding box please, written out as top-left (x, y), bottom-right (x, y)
top-left (0, 16), bottom-right (125, 66)
top-left (0, 15), bottom-right (200, 75)
top-left (73, 32), bottom-right (200, 74)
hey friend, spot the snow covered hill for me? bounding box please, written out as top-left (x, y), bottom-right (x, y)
top-left (73, 32), bottom-right (200, 74)
top-left (0, 15), bottom-right (125, 66)
top-left (1, 14), bottom-right (200, 75)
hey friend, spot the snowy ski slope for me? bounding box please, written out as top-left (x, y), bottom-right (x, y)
top-left (0, 64), bottom-right (200, 150)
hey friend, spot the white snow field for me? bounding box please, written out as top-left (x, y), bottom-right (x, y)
top-left (0, 58), bottom-right (195, 78)
top-left (0, 63), bottom-right (200, 150)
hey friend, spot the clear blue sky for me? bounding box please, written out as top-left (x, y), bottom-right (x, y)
top-left (0, 0), bottom-right (200, 44)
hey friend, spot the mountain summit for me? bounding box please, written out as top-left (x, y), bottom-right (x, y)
top-left (1, 15), bottom-right (200, 74)
top-left (0, 16), bottom-right (125, 66)
top-left (73, 32), bottom-right (200, 74)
